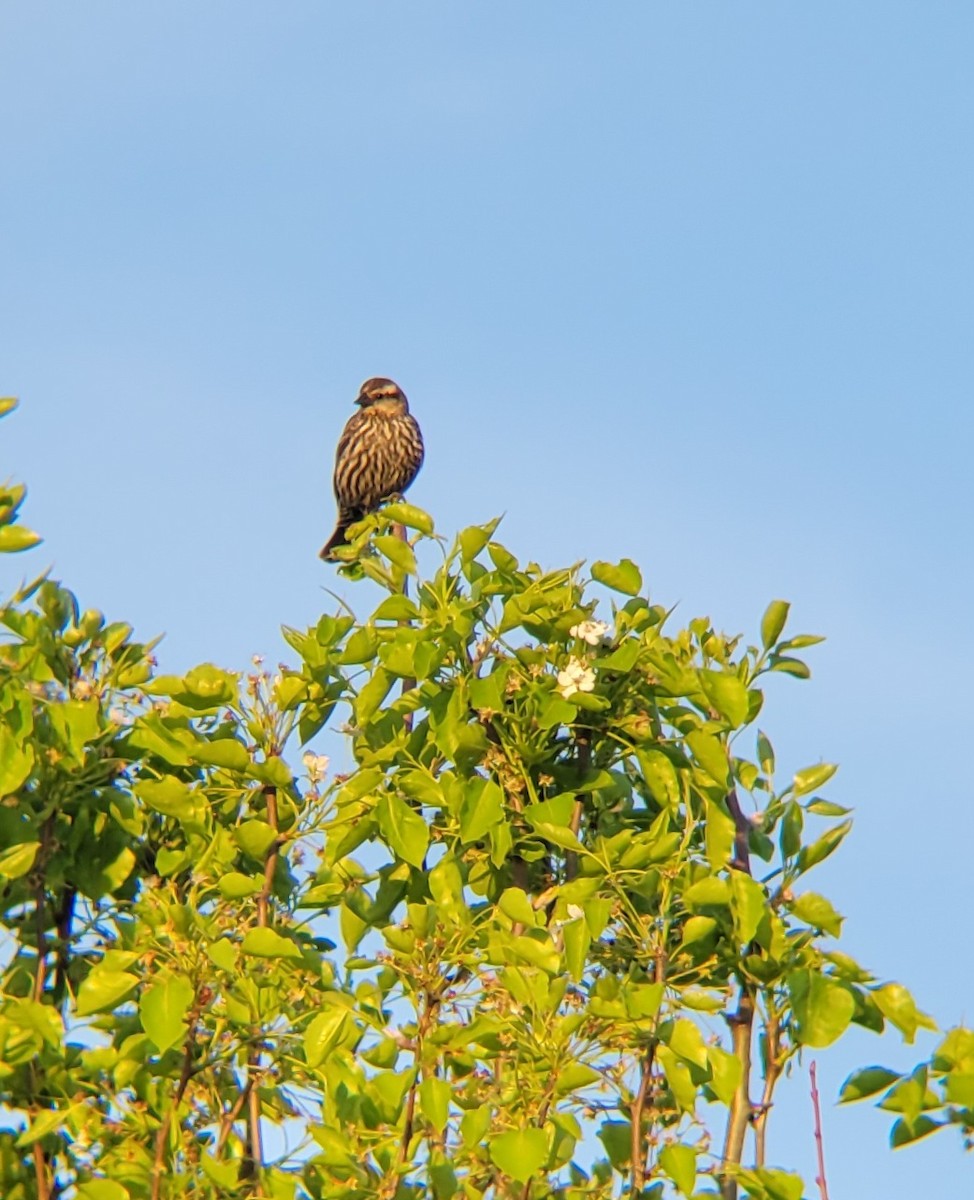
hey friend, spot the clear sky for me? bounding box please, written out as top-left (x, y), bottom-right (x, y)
top-left (2, 3), bottom-right (972, 1194)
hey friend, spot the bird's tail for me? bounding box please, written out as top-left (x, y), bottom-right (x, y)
top-left (319, 509), bottom-right (358, 560)
top-left (319, 525), bottom-right (346, 560)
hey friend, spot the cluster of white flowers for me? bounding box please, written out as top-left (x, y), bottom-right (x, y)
top-left (569, 619), bottom-right (610, 646)
top-left (302, 751), bottom-right (330, 783)
top-left (557, 657), bottom-right (596, 699)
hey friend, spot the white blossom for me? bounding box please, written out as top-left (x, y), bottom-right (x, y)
top-left (570, 619), bottom-right (611, 646)
top-left (557, 657), bottom-right (596, 699)
top-left (302, 752), bottom-right (330, 783)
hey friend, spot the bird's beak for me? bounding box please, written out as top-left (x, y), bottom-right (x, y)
top-left (354, 392), bottom-right (368, 407)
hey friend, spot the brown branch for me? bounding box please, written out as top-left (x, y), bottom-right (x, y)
top-left (720, 991), bottom-right (754, 1200)
top-left (52, 885), bottom-right (76, 1007)
top-left (630, 1043), bottom-right (657, 1191)
top-left (29, 817), bottom-right (56, 1200)
top-left (753, 1006), bottom-right (783, 1167)
top-left (216, 1076), bottom-right (253, 1154)
top-left (719, 788), bottom-right (756, 1200)
top-left (810, 1061), bottom-right (830, 1200)
top-left (241, 783), bottom-right (279, 1191)
top-left (150, 1003), bottom-right (200, 1200)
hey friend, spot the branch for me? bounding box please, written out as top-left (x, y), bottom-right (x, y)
top-left (719, 788), bottom-right (756, 1200)
top-left (720, 990), bottom-right (754, 1200)
top-left (630, 1044), bottom-right (656, 1192)
top-left (753, 1006), bottom-right (783, 1167)
top-left (241, 783), bottom-right (279, 1191)
top-left (810, 1061), bottom-right (830, 1200)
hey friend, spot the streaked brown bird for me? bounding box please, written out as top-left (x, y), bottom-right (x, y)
top-left (319, 377), bottom-right (425, 560)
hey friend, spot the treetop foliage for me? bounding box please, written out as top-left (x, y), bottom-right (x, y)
top-left (0, 397), bottom-right (969, 1199)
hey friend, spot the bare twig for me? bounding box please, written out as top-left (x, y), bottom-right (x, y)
top-left (216, 1077), bottom-right (253, 1154)
top-left (810, 1061), bottom-right (830, 1200)
top-left (630, 1044), bottom-right (657, 1191)
top-left (753, 1006), bottom-right (783, 1167)
top-left (720, 990), bottom-right (754, 1200)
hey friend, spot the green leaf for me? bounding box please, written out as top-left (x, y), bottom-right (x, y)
top-left (890, 1114), bottom-right (943, 1147)
top-left (789, 892), bottom-right (843, 937)
top-left (76, 1181), bottom-right (130, 1200)
top-left (76, 968), bottom-right (139, 1016)
top-left (218, 872), bottom-right (264, 899)
top-left (563, 918), bottom-right (591, 983)
top-left (793, 762), bottom-right (838, 797)
top-left (730, 870), bottom-right (766, 944)
top-left (705, 799), bottom-right (736, 870)
top-left (637, 749), bottom-right (681, 809)
top-left (419, 1077), bottom-right (452, 1132)
top-left (770, 655), bottom-right (810, 679)
top-left (189, 738), bottom-right (250, 772)
top-left (459, 778), bottom-right (504, 844)
top-left (140, 974), bottom-right (195, 1054)
top-left (304, 1006), bottom-right (354, 1067)
top-left (376, 794), bottom-right (429, 868)
top-left (460, 1106), bottom-right (491, 1148)
top-left (0, 525), bottom-right (42, 552)
top-left (686, 729), bottom-right (729, 786)
top-left (707, 1045), bottom-right (742, 1106)
top-left (339, 625), bottom-right (379, 665)
top-left (498, 887), bottom-right (536, 927)
top-left (668, 1018), bottom-right (708, 1069)
top-left (700, 669), bottom-right (749, 726)
top-left (796, 820), bottom-right (852, 874)
top-left (381, 501), bottom-right (434, 534)
top-left (591, 558), bottom-right (642, 596)
top-left (760, 600), bottom-right (790, 650)
top-left (0, 840), bottom-right (39, 880)
top-left (788, 971), bottom-right (855, 1047)
top-left (489, 1128), bottom-right (548, 1182)
top-left (872, 983), bottom-right (934, 1044)
top-left (659, 1143), bottom-right (696, 1196)
top-left (233, 820), bottom-right (278, 859)
top-left (241, 927), bottom-right (302, 960)
top-left (839, 1066), bottom-right (901, 1103)
top-left (757, 729), bottom-right (775, 775)
top-left (0, 735), bottom-right (34, 794)
top-left (374, 534), bottom-right (417, 574)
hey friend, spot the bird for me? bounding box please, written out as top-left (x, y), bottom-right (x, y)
top-left (320, 377), bottom-right (425, 560)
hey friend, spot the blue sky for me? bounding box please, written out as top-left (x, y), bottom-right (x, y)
top-left (2, 3), bottom-right (972, 1193)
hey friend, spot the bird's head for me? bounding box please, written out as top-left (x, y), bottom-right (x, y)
top-left (355, 377), bottom-right (409, 413)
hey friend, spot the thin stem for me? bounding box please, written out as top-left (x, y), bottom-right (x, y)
top-left (241, 783), bottom-right (279, 1192)
top-left (753, 1005), bottom-right (783, 1167)
top-left (216, 1077), bottom-right (253, 1154)
top-left (720, 991), bottom-right (754, 1200)
top-left (810, 1061), bottom-right (830, 1200)
top-left (393, 522), bottom-right (416, 731)
top-left (720, 788), bottom-right (756, 1200)
top-left (630, 1044), bottom-right (657, 1191)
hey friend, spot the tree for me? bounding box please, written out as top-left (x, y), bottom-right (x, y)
top-left (0, 397), bottom-right (969, 1199)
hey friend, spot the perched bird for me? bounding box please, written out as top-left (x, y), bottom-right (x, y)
top-left (320, 377), bottom-right (425, 559)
